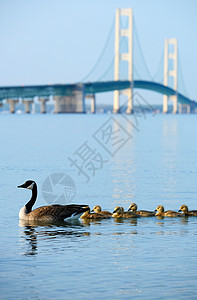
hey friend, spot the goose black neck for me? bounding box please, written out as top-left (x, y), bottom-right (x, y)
top-left (25, 184), bottom-right (37, 213)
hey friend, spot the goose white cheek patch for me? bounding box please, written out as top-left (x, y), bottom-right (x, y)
top-left (27, 182), bottom-right (35, 190)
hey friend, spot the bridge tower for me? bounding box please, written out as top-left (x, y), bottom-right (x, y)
top-left (114, 8), bottom-right (133, 114)
top-left (163, 38), bottom-right (178, 114)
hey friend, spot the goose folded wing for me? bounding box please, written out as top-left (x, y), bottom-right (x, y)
top-left (59, 204), bottom-right (89, 219)
top-left (29, 204), bottom-right (89, 219)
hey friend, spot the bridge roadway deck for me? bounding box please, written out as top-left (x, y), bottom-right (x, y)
top-left (0, 80), bottom-right (195, 107)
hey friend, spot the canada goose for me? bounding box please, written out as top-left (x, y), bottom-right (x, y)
top-left (112, 206), bottom-right (140, 218)
top-left (80, 207), bottom-right (111, 219)
top-left (18, 180), bottom-right (89, 222)
top-left (92, 205), bottom-right (112, 216)
top-left (178, 205), bottom-right (197, 216)
top-left (155, 205), bottom-right (182, 217)
top-left (128, 203), bottom-right (155, 217)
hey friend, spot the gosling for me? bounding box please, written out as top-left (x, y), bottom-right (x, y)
top-left (155, 205), bottom-right (182, 217)
top-left (81, 207), bottom-right (111, 219)
top-left (179, 205), bottom-right (197, 216)
top-left (128, 203), bottom-right (155, 217)
top-left (112, 206), bottom-right (140, 218)
top-left (92, 205), bottom-right (112, 216)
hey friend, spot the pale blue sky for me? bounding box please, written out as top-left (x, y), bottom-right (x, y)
top-left (0, 0), bottom-right (196, 104)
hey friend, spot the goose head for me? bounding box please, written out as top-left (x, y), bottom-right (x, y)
top-left (155, 205), bottom-right (164, 213)
top-left (18, 180), bottom-right (37, 218)
top-left (92, 205), bottom-right (102, 213)
top-left (128, 203), bottom-right (137, 212)
top-left (113, 206), bottom-right (124, 213)
top-left (179, 204), bottom-right (188, 213)
top-left (18, 180), bottom-right (36, 190)
top-left (112, 206), bottom-right (124, 217)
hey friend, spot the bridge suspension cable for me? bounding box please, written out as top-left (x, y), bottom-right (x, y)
top-left (133, 18), bottom-right (153, 81)
top-left (152, 48), bottom-right (164, 83)
top-left (177, 51), bottom-right (190, 98)
top-left (80, 18), bottom-right (115, 82)
top-left (98, 57), bottom-right (114, 81)
top-left (80, 10), bottom-right (191, 104)
top-left (87, 15), bottom-right (133, 82)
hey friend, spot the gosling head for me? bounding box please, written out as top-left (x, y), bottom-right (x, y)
top-left (128, 203), bottom-right (137, 212)
top-left (179, 205), bottom-right (188, 213)
top-left (113, 206), bottom-right (124, 214)
top-left (18, 180), bottom-right (36, 190)
top-left (155, 205), bottom-right (164, 213)
top-left (92, 205), bottom-right (102, 213)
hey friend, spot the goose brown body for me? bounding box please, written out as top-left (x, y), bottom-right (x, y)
top-left (128, 203), bottom-right (155, 217)
top-left (179, 205), bottom-right (197, 216)
top-left (155, 205), bottom-right (182, 217)
top-left (21, 204), bottom-right (90, 222)
top-left (18, 180), bottom-right (89, 222)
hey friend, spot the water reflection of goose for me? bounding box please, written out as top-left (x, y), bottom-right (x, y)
top-left (18, 180), bottom-right (89, 222)
top-left (19, 225), bottom-right (38, 256)
top-left (19, 221), bottom-right (90, 256)
top-left (113, 217), bottom-right (138, 226)
top-left (128, 203), bottom-right (155, 217)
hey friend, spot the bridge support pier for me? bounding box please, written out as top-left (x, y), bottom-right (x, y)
top-left (178, 104), bottom-right (191, 114)
top-left (126, 87), bottom-right (133, 114)
top-left (163, 95), bottom-right (178, 114)
top-left (172, 95), bottom-right (178, 114)
top-left (113, 91), bottom-right (120, 113)
top-left (38, 98), bottom-right (49, 113)
top-left (116, 88), bottom-right (133, 114)
top-left (163, 95), bottom-right (168, 113)
top-left (53, 84), bottom-right (85, 113)
top-left (91, 94), bottom-right (96, 113)
top-left (22, 99), bottom-right (33, 113)
top-left (85, 94), bottom-right (96, 113)
top-left (6, 99), bottom-right (19, 113)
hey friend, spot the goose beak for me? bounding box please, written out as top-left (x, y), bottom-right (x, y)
top-left (154, 209), bottom-right (157, 212)
top-left (178, 210), bottom-right (181, 212)
top-left (18, 184), bottom-right (25, 188)
top-left (128, 208), bottom-right (131, 211)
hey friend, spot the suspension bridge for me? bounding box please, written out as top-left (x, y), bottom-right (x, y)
top-left (0, 8), bottom-right (196, 114)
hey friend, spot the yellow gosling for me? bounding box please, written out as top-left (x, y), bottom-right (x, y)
top-left (155, 205), bottom-right (182, 217)
top-left (179, 205), bottom-right (197, 216)
top-left (128, 203), bottom-right (155, 217)
top-left (112, 206), bottom-right (140, 218)
top-left (92, 205), bottom-right (112, 216)
top-left (81, 207), bottom-right (111, 219)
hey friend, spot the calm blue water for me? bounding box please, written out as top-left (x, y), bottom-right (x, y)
top-left (0, 112), bottom-right (197, 299)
